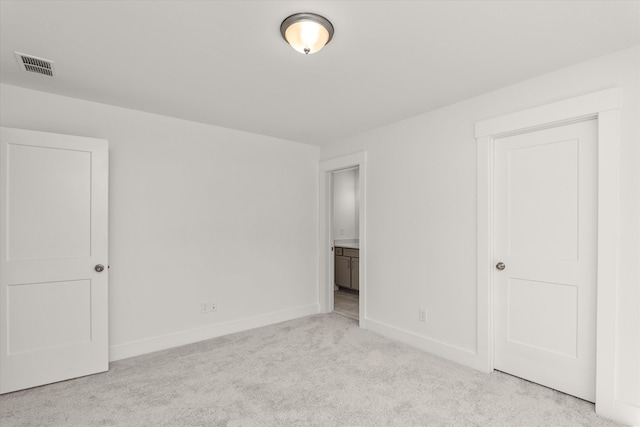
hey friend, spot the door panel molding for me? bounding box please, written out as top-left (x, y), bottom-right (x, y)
top-left (475, 88), bottom-right (620, 419)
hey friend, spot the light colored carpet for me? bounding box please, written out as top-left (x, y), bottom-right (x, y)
top-left (0, 313), bottom-right (620, 426)
top-left (334, 289), bottom-right (359, 320)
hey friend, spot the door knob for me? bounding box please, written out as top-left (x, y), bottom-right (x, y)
top-left (95, 264), bottom-right (105, 272)
top-left (496, 262), bottom-right (506, 271)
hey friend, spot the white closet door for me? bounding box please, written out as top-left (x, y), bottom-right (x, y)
top-left (493, 119), bottom-right (597, 402)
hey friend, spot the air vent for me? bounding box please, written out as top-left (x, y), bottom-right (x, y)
top-left (14, 52), bottom-right (54, 77)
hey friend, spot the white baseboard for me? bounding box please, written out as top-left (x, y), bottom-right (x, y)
top-left (109, 304), bottom-right (319, 361)
top-left (365, 317), bottom-right (480, 370)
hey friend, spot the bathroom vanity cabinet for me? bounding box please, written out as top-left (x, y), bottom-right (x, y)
top-left (335, 247), bottom-right (359, 291)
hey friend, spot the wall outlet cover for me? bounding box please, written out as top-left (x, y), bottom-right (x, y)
top-left (201, 301), bottom-right (217, 313)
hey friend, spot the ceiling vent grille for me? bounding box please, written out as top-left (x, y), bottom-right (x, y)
top-left (14, 52), bottom-right (54, 77)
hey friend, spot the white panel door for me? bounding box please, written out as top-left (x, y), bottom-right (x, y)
top-left (493, 119), bottom-right (597, 402)
top-left (0, 127), bottom-right (108, 394)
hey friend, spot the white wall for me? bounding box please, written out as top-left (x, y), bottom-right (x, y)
top-left (321, 46), bottom-right (639, 424)
top-left (332, 168), bottom-right (359, 240)
top-left (0, 84), bottom-right (320, 359)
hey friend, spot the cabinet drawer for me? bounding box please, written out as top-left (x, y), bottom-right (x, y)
top-left (335, 247), bottom-right (343, 255)
top-left (343, 248), bottom-right (359, 258)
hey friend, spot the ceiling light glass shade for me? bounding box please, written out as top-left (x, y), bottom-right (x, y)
top-left (280, 13), bottom-right (334, 55)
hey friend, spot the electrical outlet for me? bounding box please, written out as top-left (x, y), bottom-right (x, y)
top-left (418, 308), bottom-right (427, 322)
top-left (201, 301), bottom-right (217, 314)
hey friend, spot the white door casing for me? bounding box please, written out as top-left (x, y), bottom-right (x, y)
top-left (476, 88), bottom-right (624, 422)
top-left (0, 127), bottom-right (109, 394)
top-left (493, 120), bottom-right (597, 402)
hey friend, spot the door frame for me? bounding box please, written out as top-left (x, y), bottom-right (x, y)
top-left (475, 88), bottom-right (619, 417)
top-left (319, 152), bottom-right (367, 327)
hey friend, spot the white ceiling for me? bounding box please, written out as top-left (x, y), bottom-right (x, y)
top-left (1, 1), bottom-right (638, 146)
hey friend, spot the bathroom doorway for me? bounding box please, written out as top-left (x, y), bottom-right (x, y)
top-left (332, 167), bottom-right (359, 321)
top-left (319, 151), bottom-right (366, 327)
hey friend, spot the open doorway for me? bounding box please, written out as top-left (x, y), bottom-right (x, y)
top-left (332, 167), bottom-right (359, 321)
top-left (319, 151), bottom-right (366, 327)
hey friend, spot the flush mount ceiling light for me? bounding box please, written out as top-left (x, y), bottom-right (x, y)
top-left (280, 13), bottom-right (334, 55)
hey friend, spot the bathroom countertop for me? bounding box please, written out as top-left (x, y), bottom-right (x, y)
top-left (334, 242), bottom-right (359, 249)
